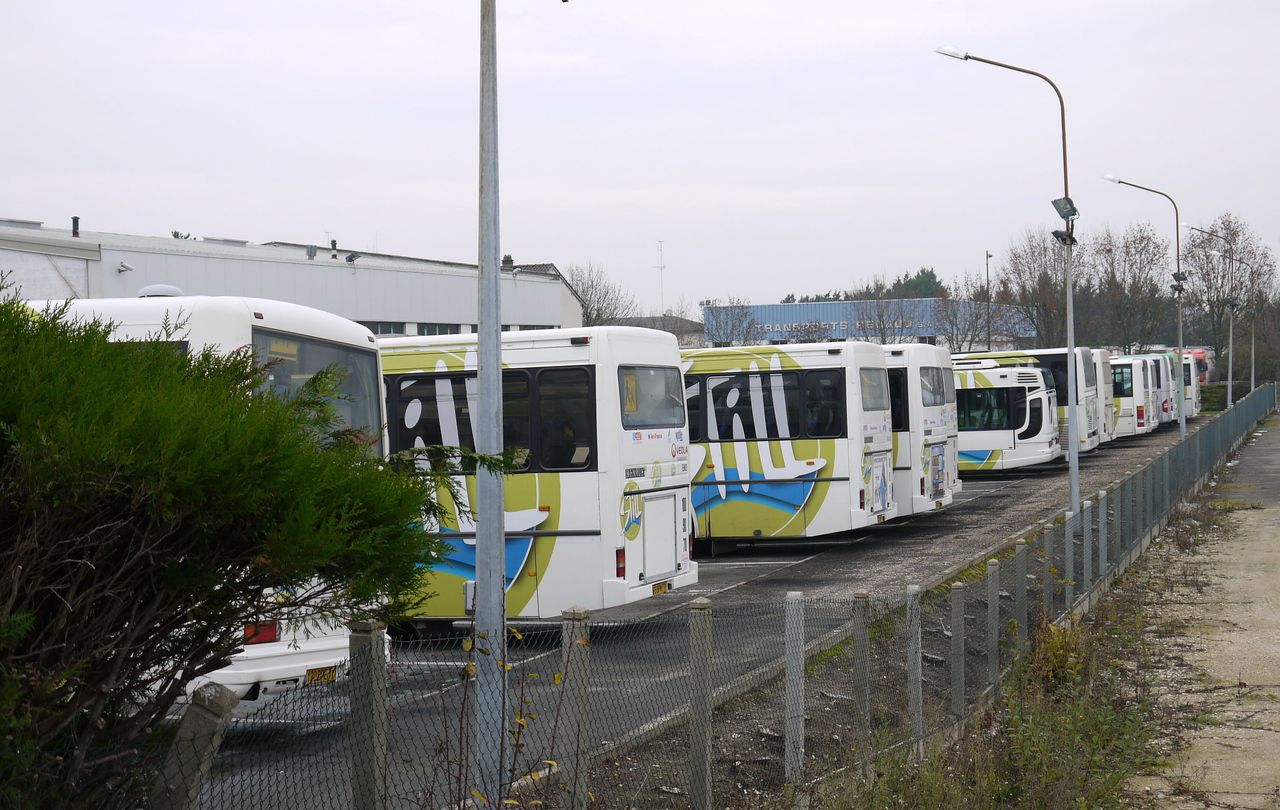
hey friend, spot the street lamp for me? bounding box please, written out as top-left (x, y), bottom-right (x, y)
top-left (1100, 173), bottom-right (1185, 437)
top-left (937, 45), bottom-right (1082, 515)
top-left (1225, 295), bottom-right (1241, 407)
top-left (985, 250), bottom-right (994, 349)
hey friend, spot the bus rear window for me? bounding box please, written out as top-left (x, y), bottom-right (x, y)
top-left (859, 368), bottom-right (890, 412)
top-left (1113, 366), bottom-right (1133, 398)
top-left (618, 366), bottom-right (684, 429)
top-left (919, 367), bottom-right (948, 408)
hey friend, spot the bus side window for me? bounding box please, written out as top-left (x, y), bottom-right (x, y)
top-left (503, 371), bottom-right (532, 471)
top-left (685, 376), bottom-right (704, 443)
top-left (803, 370), bottom-right (845, 439)
top-left (886, 368), bottom-right (908, 432)
top-left (537, 367), bottom-right (594, 470)
top-left (707, 374), bottom-right (754, 442)
top-left (1018, 395), bottom-right (1043, 440)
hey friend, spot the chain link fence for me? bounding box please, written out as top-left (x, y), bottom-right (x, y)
top-left (155, 384), bottom-right (1277, 809)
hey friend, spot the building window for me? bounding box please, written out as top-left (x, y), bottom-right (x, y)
top-left (520, 324), bottom-right (554, 331)
top-left (359, 321), bottom-right (406, 336)
top-left (417, 323), bottom-right (461, 336)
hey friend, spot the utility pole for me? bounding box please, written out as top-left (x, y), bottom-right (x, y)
top-left (474, 0), bottom-right (507, 801)
top-left (985, 250), bottom-right (993, 349)
top-left (655, 240), bottom-right (666, 333)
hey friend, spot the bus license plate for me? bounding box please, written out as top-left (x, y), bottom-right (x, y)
top-left (652, 581), bottom-right (670, 596)
top-left (306, 665), bottom-right (337, 685)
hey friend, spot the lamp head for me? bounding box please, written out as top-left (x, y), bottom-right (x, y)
top-left (1051, 196), bottom-right (1079, 221)
top-left (1101, 173), bottom-right (1122, 184)
top-left (1172, 271), bottom-right (1188, 283)
top-left (935, 45), bottom-right (969, 60)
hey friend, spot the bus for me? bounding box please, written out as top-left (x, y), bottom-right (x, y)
top-left (1091, 349), bottom-right (1117, 444)
top-left (884, 344), bottom-right (955, 518)
top-left (680, 341), bottom-right (896, 544)
top-left (953, 348), bottom-right (1100, 454)
top-left (1182, 353), bottom-right (1203, 418)
top-left (951, 359), bottom-right (1061, 471)
top-left (380, 327), bottom-right (697, 620)
top-left (34, 293), bottom-right (386, 702)
top-left (1143, 353), bottom-right (1176, 426)
top-left (1110, 356), bottom-right (1158, 437)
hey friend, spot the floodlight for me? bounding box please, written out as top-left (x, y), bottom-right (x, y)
top-left (1051, 196), bottom-right (1078, 220)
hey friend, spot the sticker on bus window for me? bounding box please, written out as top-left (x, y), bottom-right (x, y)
top-left (267, 338), bottom-right (299, 361)
top-left (622, 370), bottom-right (639, 414)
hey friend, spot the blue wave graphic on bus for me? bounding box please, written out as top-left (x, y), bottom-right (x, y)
top-left (434, 531), bottom-right (534, 591)
top-left (959, 450), bottom-right (995, 464)
top-left (691, 467), bottom-right (817, 515)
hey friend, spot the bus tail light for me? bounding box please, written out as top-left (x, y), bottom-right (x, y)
top-left (615, 548), bottom-right (626, 579)
top-left (920, 479), bottom-right (926, 496)
top-left (244, 621), bottom-right (279, 645)
top-left (1137, 405), bottom-right (1145, 426)
top-left (859, 489), bottom-right (865, 510)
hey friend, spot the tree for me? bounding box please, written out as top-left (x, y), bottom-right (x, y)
top-left (0, 293), bottom-right (456, 807)
top-left (998, 229), bottom-right (1070, 348)
top-left (849, 277), bottom-right (918, 344)
top-left (565, 263), bottom-right (639, 326)
top-left (781, 320), bottom-right (832, 343)
top-left (1086, 223), bottom-right (1172, 353)
top-left (171, 230), bottom-right (192, 239)
top-left (1181, 213), bottom-right (1277, 380)
top-left (702, 296), bottom-right (764, 346)
top-left (932, 273), bottom-right (990, 351)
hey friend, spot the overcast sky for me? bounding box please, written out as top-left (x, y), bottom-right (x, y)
top-left (4, 1), bottom-right (1278, 313)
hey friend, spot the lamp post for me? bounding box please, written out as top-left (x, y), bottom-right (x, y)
top-left (937, 45), bottom-right (1082, 515)
top-left (1100, 174), bottom-right (1185, 437)
top-left (1225, 296), bottom-right (1240, 407)
top-left (985, 250), bottom-right (994, 349)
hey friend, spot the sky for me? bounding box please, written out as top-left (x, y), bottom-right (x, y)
top-left (3, 1), bottom-right (1278, 315)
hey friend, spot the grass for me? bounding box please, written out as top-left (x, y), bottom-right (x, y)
top-left (816, 612), bottom-right (1156, 810)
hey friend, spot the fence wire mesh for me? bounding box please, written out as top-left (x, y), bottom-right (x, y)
top-left (174, 384), bottom-right (1278, 810)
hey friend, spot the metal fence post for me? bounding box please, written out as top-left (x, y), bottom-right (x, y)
top-left (950, 582), bottom-right (965, 718)
top-left (986, 560), bottom-right (999, 689)
top-left (1097, 489), bottom-right (1108, 583)
top-left (560, 606), bottom-right (591, 810)
top-left (1041, 523), bottom-right (1053, 619)
top-left (907, 585), bottom-right (922, 741)
top-left (1081, 500), bottom-right (1093, 597)
top-left (150, 682), bottom-right (238, 810)
top-left (1014, 541), bottom-right (1028, 651)
top-left (688, 598), bottom-right (713, 810)
top-left (350, 620), bottom-right (389, 810)
top-left (1064, 511), bottom-right (1076, 609)
top-left (851, 592), bottom-right (871, 731)
top-left (784, 591), bottom-right (805, 783)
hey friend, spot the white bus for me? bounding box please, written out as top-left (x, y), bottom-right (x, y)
top-left (1182, 353), bottom-right (1203, 418)
top-left (380, 327), bottom-right (697, 620)
top-left (953, 348), bottom-right (1100, 454)
top-left (680, 341), bottom-right (896, 544)
top-left (951, 360), bottom-right (1061, 471)
top-left (1145, 353), bottom-right (1176, 426)
top-left (884, 344), bottom-right (955, 518)
top-left (34, 293), bottom-right (386, 702)
top-left (1091, 349), bottom-right (1117, 444)
top-left (1110, 356), bottom-right (1158, 437)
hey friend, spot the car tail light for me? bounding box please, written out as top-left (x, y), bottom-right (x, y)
top-left (244, 621), bottom-right (279, 645)
top-left (615, 548), bottom-right (626, 579)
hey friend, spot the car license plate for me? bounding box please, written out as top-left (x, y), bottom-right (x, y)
top-left (651, 581), bottom-right (670, 596)
top-left (306, 665), bottom-right (337, 685)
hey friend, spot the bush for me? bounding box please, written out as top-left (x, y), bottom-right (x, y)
top-left (0, 293), bottom-right (449, 807)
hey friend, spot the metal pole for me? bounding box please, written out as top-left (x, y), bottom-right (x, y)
top-left (1250, 313), bottom-right (1256, 392)
top-left (1228, 306), bottom-right (1235, 408)
top-left (474, 0), bottom-right (507, 800)
top-left (783, 592), bottom-right (805, 783)
top-left (986, 250), bottom-right (993, 349)
top-left (1066, 233), bottom-right (1080, 514)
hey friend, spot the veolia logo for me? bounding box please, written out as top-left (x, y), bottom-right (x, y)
top-left (620, 481), bottom-right (643, 541)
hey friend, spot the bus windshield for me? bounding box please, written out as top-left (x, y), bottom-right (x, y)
top-left (1113, 365), bottom-right (1133, 398)
top-left (859, 368), bottom-right (890, 411)
top-left (253, 328), bottom-right (382, 452)
top-left (619, 366), bottom-right (684, 429)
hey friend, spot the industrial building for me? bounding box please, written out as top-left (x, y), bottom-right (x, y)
top-left (0, 217), bottom-right (583, 333)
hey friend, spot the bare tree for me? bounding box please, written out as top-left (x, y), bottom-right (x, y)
top-left (1182, 213), bottom-right (1277, 378)
top-left (1087, 223), bottom-right (1171, 353)
top-left (782, 321), bottom-right (833, 343)
top-left (932, 273), bottom-right (989, 351)
top-left (998, 229), bottom-right (1070, 348)
top-left (848, 277), bottom-right (918, 344)
top-left (703, 296), bottom-right (765, 346)
top-left (565, 263), bottom-right (639, 326)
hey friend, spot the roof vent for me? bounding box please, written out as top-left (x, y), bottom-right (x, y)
top-left (202, 237), bottom-right (249, 247)
top-left (0, 217), bottom-right (43, 229)
top-left (138, 284), bottom-right (184, 298)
